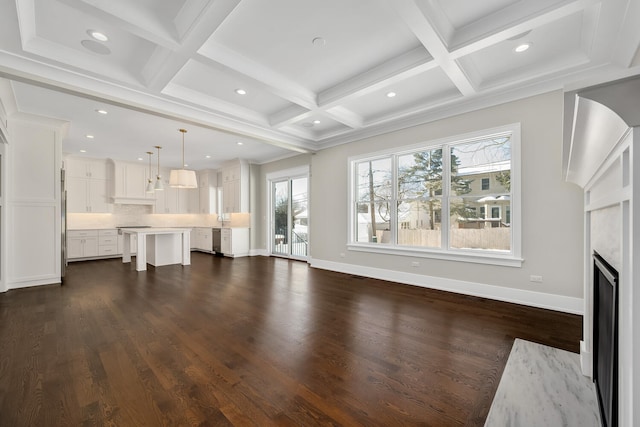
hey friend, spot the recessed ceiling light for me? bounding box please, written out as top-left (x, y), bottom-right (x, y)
top-left (205, 155), bottom-right (211, 159)
top-left (80, 149), bottom-right (87, 153)
top-left (184, 164), bottom-right (189, 167)
top-left (386, 91), bottom-right (397, 98)
top-left (312, 37), bottom-right (326, 47)
top-left (235, 88), bottom-right (247, 95)
top-left (95, 109), bottom-right (108, 114)
top-left (88, 30), bottom-right (108, 42)
top-left (237, 141), bottom-right (244, 145)
top-left (313, 120), bottom-right (321, 124)
top-left (137, 157), bottom-right (143, 161)
top-left (514, 43), bottom-right (531, 53)
top-left (85, 134), bottom-right (94, 139)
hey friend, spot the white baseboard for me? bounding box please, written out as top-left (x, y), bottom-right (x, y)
top-left (250, 249), bottom-right (269, 257)
top-left (8, 276), bottom-right (61, 290)
top-left (580, 341), bottom-right (593, 378)
top-left (309, 258), bottom-right (583, 315)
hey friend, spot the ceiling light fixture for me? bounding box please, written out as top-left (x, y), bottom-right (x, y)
top-left (79, 149), bottom-right (87, 153)
top-left (312, 37), bottom-right (326, 47)
top-left (169, 129), bottom-right (198, 189)
top-left (237, 141), bottom-right (244, 145)
top-left (85, 134), bottom-right (94, 139)
top-left (235, 88), bottom-right (247, 95)
top-left (88, 30), bottom-right (108, 42)
top-left (145, 151), bottom-right (154, 193)
top-left (386, 91), bottom-right (397, 98)
top-left (313, 120), bottom-right (321, 124)
top-left (514, 43), bottom-right (531, 53)
top-left (154, 146), bottom-right (164, 191)
top-left (205, 155), bottom-right (211, 159)
top-left (95, 109), bottom-right (108, 114)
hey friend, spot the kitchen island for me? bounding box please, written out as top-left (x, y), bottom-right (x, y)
top-left (121, 227), bottom-right (192, 271)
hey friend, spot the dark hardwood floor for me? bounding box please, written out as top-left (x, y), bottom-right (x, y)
top-left (0, 253), bottom-right (581, 426)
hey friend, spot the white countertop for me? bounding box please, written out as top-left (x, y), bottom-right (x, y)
top-left (120, 227), bottom-right (192, 234)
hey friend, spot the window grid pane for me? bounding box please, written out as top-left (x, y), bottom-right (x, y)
top-left (350, 129), bottom-right (515, 259)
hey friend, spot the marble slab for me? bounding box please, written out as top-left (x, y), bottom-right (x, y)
top-left (485, 339), bottom-right (601, 427)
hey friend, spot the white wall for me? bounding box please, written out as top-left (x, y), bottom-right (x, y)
top-left (308, 91), bottom-right (584, 312)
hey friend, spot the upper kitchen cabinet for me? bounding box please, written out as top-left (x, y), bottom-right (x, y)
top-left (221, 160), bottom-right (249, 213)
top-left (64, 156), bottom-right (112, 213)
top-left (65, 157), bottom-right (107, 180)
top-left (108, 159), bottom-right (155, 205)
top-left (198, 169), bottom-right (218, 214)
top-left (154, 167), bottom-right (198, 214)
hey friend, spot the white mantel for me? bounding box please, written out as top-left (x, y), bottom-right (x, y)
top-left (564, 78), bottom-right (639, 427)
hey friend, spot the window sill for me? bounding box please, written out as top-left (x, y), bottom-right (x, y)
top-left (347, 243), bottom-right (523, 267)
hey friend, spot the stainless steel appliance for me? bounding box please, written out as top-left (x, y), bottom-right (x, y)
top-left (212, 228), bottom-right (222, 255)
top-left (61, 168), bottom-right (67, 281)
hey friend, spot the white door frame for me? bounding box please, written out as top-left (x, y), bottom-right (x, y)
top-left (266, 165), bottom-right (309, 260)
top-left (0, 141), bottom-right (5, 292)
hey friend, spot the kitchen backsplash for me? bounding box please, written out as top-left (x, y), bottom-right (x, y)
top-left (68, 211), bottom-right (251, 229)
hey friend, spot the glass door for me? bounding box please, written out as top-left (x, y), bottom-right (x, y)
top-left (271, 176), bottom-right (308, 259)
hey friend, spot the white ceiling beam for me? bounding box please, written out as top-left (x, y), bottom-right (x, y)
top-left (197, 41), bottom-right (317, 110)
top-left (610, 0), bottom-right (640, 67)
top-left (450, 0), bottom-right (600, 59)
top-left (318, 47), bottom-right (437, 108)
top-left (161, 82), bottom-right (269, 125)
top-left (0, 51), bottom-right (316, 153)
top-left (269, 104), bottom-right (311, 128)
top-left (392, 0), bottom-right (476, 96)
top-left (324, 106), bottom-right (364, 129)
top-left (143, 0), bottom-right (241, 91)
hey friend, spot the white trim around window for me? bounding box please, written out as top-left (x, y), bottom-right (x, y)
top-left (347, 123), bottom-right (522, 267)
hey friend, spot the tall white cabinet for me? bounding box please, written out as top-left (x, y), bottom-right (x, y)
top-left (65, 157), bottom-right (111, 213)
top-left (6, 114), bottom-right (66, 290)
top-left (221, 160), bottom-right (249, 213)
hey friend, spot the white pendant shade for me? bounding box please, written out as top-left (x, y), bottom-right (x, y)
top-left (154, 146), bottom-right (164, 190)
top-left (154, 176), bottom-right (164, 190)
top-left (145, 180), bottom-right (154, 193)
top-left (169, 128), bottom-right (198, 189)
top-left (169, 169), bottom-right (197, 188)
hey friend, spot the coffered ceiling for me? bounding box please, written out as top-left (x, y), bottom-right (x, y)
top-left (1, 0), bottom-right (639, 167)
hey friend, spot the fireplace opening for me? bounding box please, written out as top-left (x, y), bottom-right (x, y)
top-left (593, 251), bottom-right (618, 427)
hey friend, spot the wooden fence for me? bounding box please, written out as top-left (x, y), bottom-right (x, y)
top-left (394, 228), bottom-right (510, 250)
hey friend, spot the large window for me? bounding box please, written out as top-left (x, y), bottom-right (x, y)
top-left (349, 125), bottom-right (521, 266)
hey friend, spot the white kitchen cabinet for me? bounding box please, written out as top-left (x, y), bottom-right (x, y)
top-left (98, 229), bottom-right (118, 256)
top-left (109, 160), bottom-right (155, 204)
top-left (67, 230), bottom-right (99, 259)
top-left (198, 170), bottom-right (218, 214)
top-left (191, 228), bottom-right (212, 252)
top-left (221, 160), bottom-right (249, 213)
top-left (154, 170), bottom-right (197, 214)
top-left (65, 156), bottom-right (111, 213)
top-left (220, 227), bottom-right (249, 257)
top-left (65, 157), bottom-right (107, 180)
top-left (67, 176), bottom-right (111, 213)
top-left (187, 187), bottom-right (199, 213)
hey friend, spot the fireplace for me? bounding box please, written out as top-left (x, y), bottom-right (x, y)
top-left (593, 252), bottom-right (618, 427)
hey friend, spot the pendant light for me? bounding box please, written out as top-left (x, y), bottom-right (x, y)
top-left (145, 151), bottom-right (154, 193)
top-left (154, 145), bottom-right (164, 191)
top-left (169, 128), bottom-right (198, 189)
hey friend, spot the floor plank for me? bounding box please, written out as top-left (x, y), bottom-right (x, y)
top-left (0, 254), bottom-right (582, 426)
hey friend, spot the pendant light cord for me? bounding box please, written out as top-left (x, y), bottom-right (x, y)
top-left (179, 128), bottom-right (187, 170)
